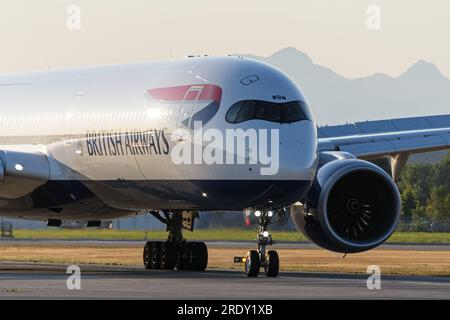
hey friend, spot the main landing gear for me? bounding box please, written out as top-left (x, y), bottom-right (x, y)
top-left (238, 209), bottom-right (280, 277)
top-left (143, 211), bottom-right (208, 271)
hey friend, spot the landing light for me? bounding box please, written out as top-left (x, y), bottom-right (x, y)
top-left (15, 164), bottom-right (24, 171)
top-left (263, 231), bottom-right (269, 238)
top-left (254, 210), bottom-right (262, 217)
top-left (202, 193), bottom-right (208, 198)
top-left (268, 211), bottom-right (274, 217)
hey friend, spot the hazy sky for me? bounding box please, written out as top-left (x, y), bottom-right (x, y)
top-left (1, 0), bottom-right (450, 78)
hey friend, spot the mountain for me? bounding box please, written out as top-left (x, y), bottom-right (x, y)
top-left (241, 47), bottom-right (450, 126)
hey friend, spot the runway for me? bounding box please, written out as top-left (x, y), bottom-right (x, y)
top-left (0, 262), bottom-right (449, 299)
top-left (3, 239), bottom-right (450, 251)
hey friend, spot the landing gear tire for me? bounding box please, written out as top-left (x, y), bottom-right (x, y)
top-left (143, 241), bottom-right (152, 270)
top-left (150, 241), bottom-right (162, 269)
top-left (177, 242), bottom-right (208, 271)
top-left (160, 242), bottom-right (177, 270)
top-left (142, 211), bottom-right (209, 272)
top-left (264, 250), bottom-right (279, 277)
top-left (177, 242), bottom-right (192, 271)
top-left (240, 209), bottom-right (282, 277)
top-left (245, 250), bottom-right (261, 277)
top-left (190, 242), bottom-right (208, 271)
top-left (144, 241), bottom-right (163, 270)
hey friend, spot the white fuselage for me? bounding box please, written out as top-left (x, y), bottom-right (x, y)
top-left (0, 56), bottom-right (318, 220)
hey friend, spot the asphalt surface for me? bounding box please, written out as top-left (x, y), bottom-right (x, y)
top-left (0, 262), bottom-right (449, 299)
top-left (0, 240), bottom-right (449, 299)
top-left (1, 239), bottom-right (450, 251)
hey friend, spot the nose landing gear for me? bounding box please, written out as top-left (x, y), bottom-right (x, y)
top-left (143, 211), bottom-right (208, 272)
top-left (239, 209), bottom-right (280, 277)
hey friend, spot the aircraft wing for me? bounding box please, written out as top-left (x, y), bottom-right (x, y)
top-left (317, 115), bottom-right (450, 179)
top-left (318, 114), bottom-right (450, 159)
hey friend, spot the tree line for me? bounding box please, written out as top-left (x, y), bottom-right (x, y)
top-left (398, 151), bottom-right (450, 222)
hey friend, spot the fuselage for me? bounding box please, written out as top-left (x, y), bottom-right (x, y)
top-left (0, 56), bottom-right (318, 220)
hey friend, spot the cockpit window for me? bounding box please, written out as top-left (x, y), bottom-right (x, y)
top-left (235, 101), bottom-right (255, 123)
top-left (284, 101), bottom-right (307, 122)
top-left (255, 101), bottom-right (281, 122)
top-left (226, 100), bottom-right (311, 124)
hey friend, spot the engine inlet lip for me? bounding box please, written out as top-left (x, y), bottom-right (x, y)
top-left (318, 161), bottom-right (401, 249)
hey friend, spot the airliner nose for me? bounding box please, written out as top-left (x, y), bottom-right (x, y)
top-left (205, 120), bottom-right (317, 210)
top-left (277, 120), bottom-right (318, 182)
top-left (214, 86), bottom-right (318, 209)
top-left (268, 120), bottom-right (318, 204)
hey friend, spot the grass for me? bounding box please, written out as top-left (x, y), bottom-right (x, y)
top-left (2, 288), bottom-right (21, 294)
top-left (0, 244), bottom-right (449, 276)
top-left (388, 232), bottom-right (450, 243)
top-left (12, 229), bottom-right (307, 241)
top-left (3, 229), bottom-right (450, 276)
top-left (9, 228), bottom-right (450, 243)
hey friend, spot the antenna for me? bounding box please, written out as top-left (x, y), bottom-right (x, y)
top-left (170, 49), bottom-right (173, 60)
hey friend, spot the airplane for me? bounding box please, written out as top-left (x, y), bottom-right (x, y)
top-left (0, 55), bottom-right (448, 277)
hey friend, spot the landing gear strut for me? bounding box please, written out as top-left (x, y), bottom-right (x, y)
top-left (143, 211), bottom-right (208, 271)
top-left (241, 209), bottom-right (279, 277)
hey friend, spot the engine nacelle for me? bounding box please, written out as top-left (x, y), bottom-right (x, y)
top-left (291, 152), bottom-right (401, 253)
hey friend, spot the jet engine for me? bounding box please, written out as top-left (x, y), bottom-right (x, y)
top-left (291, 152), bottom-right (401, 253)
